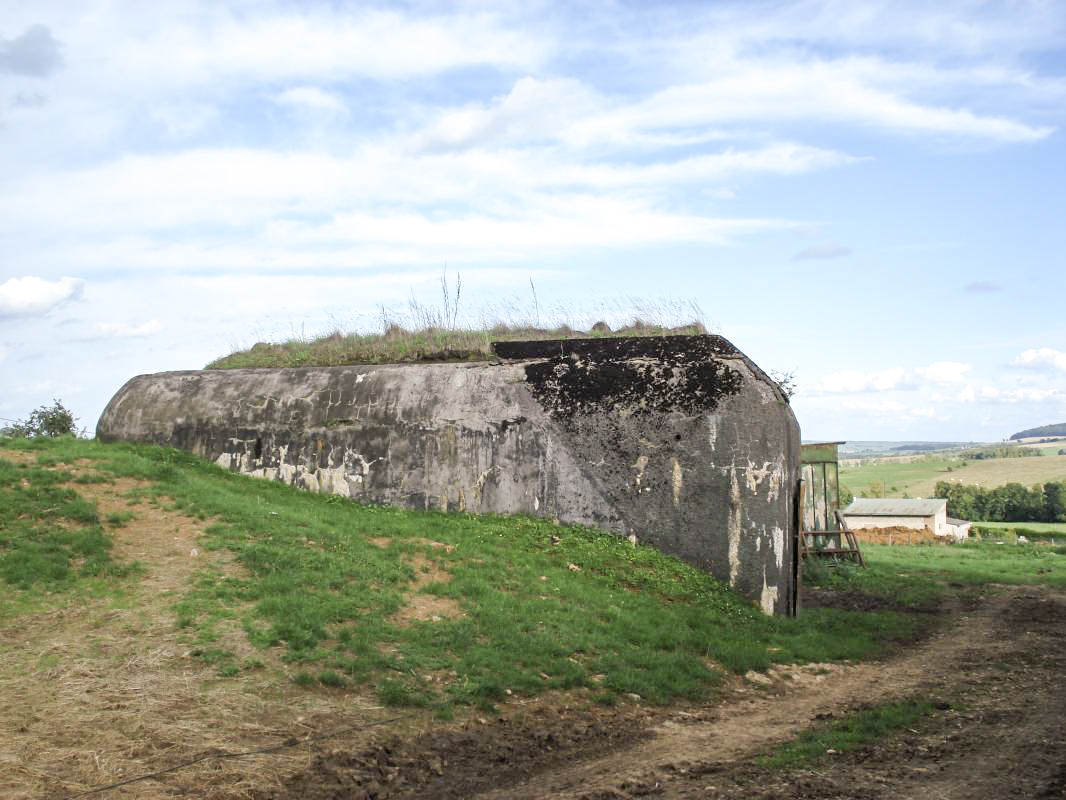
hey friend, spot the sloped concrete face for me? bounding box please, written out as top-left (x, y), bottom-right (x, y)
top-left (97, 336), bottom-right (800, 614)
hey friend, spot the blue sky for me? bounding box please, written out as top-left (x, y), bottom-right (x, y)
top-left (1, 0), bottom-right (1064, 441)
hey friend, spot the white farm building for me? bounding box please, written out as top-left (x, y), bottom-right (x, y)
top-left (841, 498), bottom-right (970, 541)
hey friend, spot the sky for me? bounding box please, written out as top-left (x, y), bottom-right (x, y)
top-left (1, 0), bottom-right (1064, 442)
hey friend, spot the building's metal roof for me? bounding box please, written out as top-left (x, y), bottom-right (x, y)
top-left (946, 517), bottom-right (972, 526)
top-left (842, 498), bottom-right (947, 517)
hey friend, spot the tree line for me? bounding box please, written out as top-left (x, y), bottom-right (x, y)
top-left (935, 480), bottom-right (1066, 523)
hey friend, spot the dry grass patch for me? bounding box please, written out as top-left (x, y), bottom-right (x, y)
top-left (0, 458), bottom-right (416, 800)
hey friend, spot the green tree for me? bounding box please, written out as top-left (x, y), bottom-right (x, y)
top-left (1044, 482), bottom-right (1066, 523)
top-left (936, 480), bottom-right (979, 520)
top-left (838, 484), bottom-right (855, 508)
top-left (5, 400), bottom-right (78, 438)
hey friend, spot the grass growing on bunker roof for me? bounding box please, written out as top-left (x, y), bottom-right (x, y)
top-left (206, 319), bottom-right (708, 370)
top-left (1, 436), bottom-right (933, 714)
top-left (206, 290), bottom-right (711, 369)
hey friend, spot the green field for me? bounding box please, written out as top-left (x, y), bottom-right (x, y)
top-left (1030, 441), bottom-right (1066, 455)
top-left (971, 520), bottom-right (1066, 533)
top-left (840, 453), bottom-right (1066, 499)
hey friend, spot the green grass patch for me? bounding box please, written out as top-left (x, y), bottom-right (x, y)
top-left (757, 698), bottom-right (935, 768)
top-left (104, 511), bottom-right (136, 528)
top-left (971, 521), bottom-right (1066, 544)
top-left (0, 449), bottom-right (139, 598)
top-left (802, 539), bottom-right (1066, 626)
top-left (860, 541), bottom-right (1066, 587)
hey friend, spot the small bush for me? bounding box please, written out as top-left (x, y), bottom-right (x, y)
top-left (4, 400), bottom-right (78, 438)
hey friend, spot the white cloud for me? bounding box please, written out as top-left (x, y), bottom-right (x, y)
top-left (410, 77), bottom-right (602, 153)
top-left (814, 361), bottom-right (973, 396)
top-left (83, 320), bottom-right (163, 340)
top-left (666, 2), bottom-right (1066, 66)
top-left (794, 242), bottom-right (851, 260)
top-left (4, 144), bottom-right (811, 271)
top-left (816, 367), bottom-right (909, 393)
top-left (916, 361), bottom-right (972, 385)
top-left (100, 8), bottom-right (546, 86)
top-left (274, 86), bottom-right (347, 115)
top-left (839, 398), bottom-right (906, 413)
top-left (0, 276), bottom-right (84, 319)
top-left (1013, 348), bottom-right (1066, 372)
top-left (572, 62), bottom-right (1052, 145)
top-left (979, 386), bottom-right (1065, 404)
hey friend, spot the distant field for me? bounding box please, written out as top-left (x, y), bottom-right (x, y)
top-left (840, 453), bottom-right (1066, 499)
top-left (971, 520), bottom-right (1066, 535)
top-left (1030, 442), bottom-right (1066, 455)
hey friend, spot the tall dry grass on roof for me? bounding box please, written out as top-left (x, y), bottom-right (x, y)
top-left (207, 291), bottom-right (708, 370)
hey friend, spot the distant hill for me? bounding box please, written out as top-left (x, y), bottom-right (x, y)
top-left (836, 441), bottom-right (979, 457)
top-left (1010, 423), bottom-right (1066, 440)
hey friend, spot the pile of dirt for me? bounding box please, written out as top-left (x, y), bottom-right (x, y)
top-left (852, 526), bottom-right (944, 545)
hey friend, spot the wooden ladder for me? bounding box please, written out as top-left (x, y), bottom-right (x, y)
top-left (800, 510), bottom-right (866, 567)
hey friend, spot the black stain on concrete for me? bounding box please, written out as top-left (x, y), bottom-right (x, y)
top-left (504, 336), bottom-right (744, 416)
top-left (491, 335), bottom-right (739, 362)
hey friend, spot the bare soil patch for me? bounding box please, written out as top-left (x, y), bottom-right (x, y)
top-left (391, 542), bottom-right (463, 625)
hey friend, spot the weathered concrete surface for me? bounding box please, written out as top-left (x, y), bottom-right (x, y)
top-left (97, 336), bottom-right (801, 614)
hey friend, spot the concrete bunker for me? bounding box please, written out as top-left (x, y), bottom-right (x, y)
top-left (97, 335), bottom-right (801, 614)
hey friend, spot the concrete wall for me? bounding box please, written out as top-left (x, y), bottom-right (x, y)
top-left (97, 335), bottom-right (801, 614)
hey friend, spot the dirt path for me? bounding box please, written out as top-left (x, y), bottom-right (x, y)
top-left (262, 584), bottom-right (1066, 800)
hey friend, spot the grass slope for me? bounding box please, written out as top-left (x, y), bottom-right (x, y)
top-left (1, 437), bottom-right (927, 714)
top-left (5, 437), bottom-right (1065, 715)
